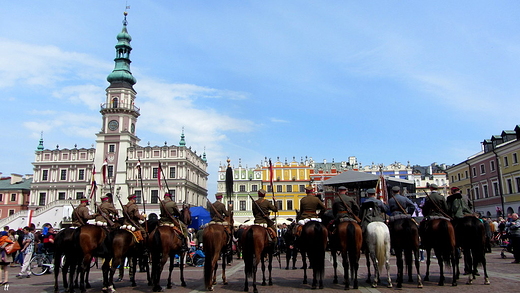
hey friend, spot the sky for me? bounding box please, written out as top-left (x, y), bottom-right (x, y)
top-left (1, 1), bottom-right (520, 198)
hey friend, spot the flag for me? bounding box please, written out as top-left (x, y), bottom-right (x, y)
top-left (157, 162), bottom-right (162, 191)
top-left (225, 160), bottom-right (233, 201)
top-left (102, 158), bottom-right (108, 184)
top-left (89, 165), bottom-right (97, 199)
top-left (269, 159), bottom-right (274, 191)
top-left (375, 175), bottom-right (388, 203)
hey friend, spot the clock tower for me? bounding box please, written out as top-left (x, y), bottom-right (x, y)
top-left (95, 12), bottom-right (140, 196)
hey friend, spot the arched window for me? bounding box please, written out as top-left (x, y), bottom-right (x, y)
top-left (112, 98), bottom-right (118, 108)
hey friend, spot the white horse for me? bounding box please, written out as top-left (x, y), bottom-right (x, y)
top-left (365, 221), bottom-right (392, 288)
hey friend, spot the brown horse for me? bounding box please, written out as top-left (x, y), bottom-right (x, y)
top-left (329, 220), bottom-right (363, 290)
top-left (453, 216), bottom-right (490, 285)
top-left (101, 229), bottom-right (151, 292)
top-left (181, 204), bottom-right (192, 226)
top-left (241, 225), bottom-right (274, 293)
top-left (420, 218), bottom-right (458, 286)
top-left (53, 228), bottom-right (77, 293)
top-left (148, 225), bottom-right (187, 292)
top-left (203, 223), bottom-right (233, 291)
top-left (298, 221), bottom-right (328, 289)
top-left (388, 217), bottom-right (423, 288)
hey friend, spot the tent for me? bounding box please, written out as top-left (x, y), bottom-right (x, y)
top-left (189, 206), bottom-right (212, 229)
top-left (324, 170), bottom-right (414, 190)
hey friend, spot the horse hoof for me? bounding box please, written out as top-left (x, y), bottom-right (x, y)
top-left (333, 279), bottom-right (338, 284)
top-left (269, 281), bottom-right (273, 286)
top-left (387, 283), bottom-right (393, 288)
top-left (85, 284), bottom-right (91, 289)
top-left (207, 286), bottom-right (214, 291)
top-left (397, 283), bottom-right (402, 288)
top-left (452, 282), bottom-right (457, 287)
top-left (261, 281), bottom-right (266, 286)
top-left (223, 281), bottom-right (228, 285)
top-left (166, 285), bottom-right (172, 289)
top-left (371, 283), bottom-right (378, 288)
top-left (115, 278), bottom-right (122, 283)
top-left (253, 289), bottom-right (258, 293)
top-left (131, 282), bottom-right (137, 287)
top-left (418, 283), bottom-right (423, 288)
top-left (181, 282), bottom-right (187, 287)
top-left (311, 285), bottom-right (317, 289)
top-left (319, 284), bottom-right (323, 289)
top-left (303, 280), bottom-right (308, 285)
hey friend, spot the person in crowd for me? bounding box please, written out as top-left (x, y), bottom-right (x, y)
top-left (506, 213), bottom-right (520, 263)
top-left (16, 227), bottom-right (34, 278)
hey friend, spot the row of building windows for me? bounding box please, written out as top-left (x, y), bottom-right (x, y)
top-left (40, 166), bottom-right (177, 182)
top-left (0, 193), bottom-right (17, 202)
top-left (37, 189), bottom-right (178, 206)
top-left (234, 184), bottom-right (308, 193)
top-left (234, 199), bottom-right (293, 211)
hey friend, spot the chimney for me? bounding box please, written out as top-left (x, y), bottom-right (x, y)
top-left (11, 173), bottom-right (23, 184)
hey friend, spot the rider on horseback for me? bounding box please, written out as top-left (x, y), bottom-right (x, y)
top-left (94, 193), bottom-right (118, 228)
top-left (332, 186), bottom-right (360, 228)
top-left (123, 194), bottom-right (146, 240)
top-left (159, 192), bottom-right (189, 252)
top-left (446, 187), bottom-right (472, 220)
top-left (72, 197), bottom-right (98, 227)
top-left (359, 188), bottom-right (388, 236)
top-left (388, 186), bottom-right (415, 219)
top-left (294, 185), bottom-right (326, 237)
top-left (252, 189), bottom-right (278, 244)
top-left (208, 193), bottom-right (229, 223)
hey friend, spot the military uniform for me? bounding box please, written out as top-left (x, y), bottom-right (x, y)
top-left (447, 188), bottom-right (472, 219)
top-left (332, 187), bottom-right (359, 221)
top-left (253, 197), bottom-right (277, 226)
top-left (388, 187), bottom-right (415, 216)
top-left (359, 190), bottom-right (388, 232)
top-left (123, 195), bottom-right (144, 228)
top-left (208, 194), bottom-right (228, 222)
top-left (422, 186), bottom-right (448, 217)
top-left (160, 193), bottom-right (189, 251)
top-left (72, 198), bottom-right (97, 226)
top-left (299, 186), bottom-right (326, 221)
top-left (95, 195), bottom-right (118, 225)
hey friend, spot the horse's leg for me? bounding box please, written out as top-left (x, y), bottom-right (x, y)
top-left (396, 249), bottom-right (404, 288)
top-left (179, 252), bottom-right (187, 287)
top-left (365, 249), bottom-right (371, 284)
top-left (385, 245), bottom-right (392, 288)
top-left (222, 251), bottom-right (228, 285)
top-left (302, 251), bottom-right (308, 284)
top-left (292, 249), bottom-right (297, 269)
top-left (54, 252), bottom-right (62, 293)
top-left (260, 253), bottom-right (266, 286)
top-left (436, 250), bottom-right (445, 286)
top-left (115, 257), bottom-right (124, 282)
top-left (404, 248), bottom-right (413, 282)
top-left (128, 256), bottom-right (137, 287)
top-left (166, 253), bottom-right (175, 289)
top-left (370, 249), bottom-right (379, 288)
top-left (481, 250), bottom-right (490, 285)
top-left (413, 247), bottom-right (423, 288)
top-left (424, 248), bottom-right (431, 281)
top-left (332, 250), bottom-right (338, 284)
top-left (451, 248), bottom-right (458, 286)
top-left (267, 252), bottom-right (273, 286)
top-left (252, 254), bottom-right (259, 293)
top-left (343, 252), bottom-right (350, 290)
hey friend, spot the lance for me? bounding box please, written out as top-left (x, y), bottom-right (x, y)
top-left (137, 158), bottom-right (146, 215)
top-left (268, 159), bottom-right (277, 225)
top-left (225, 159), bottom-right (233, 207)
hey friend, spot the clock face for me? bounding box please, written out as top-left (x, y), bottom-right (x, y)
top-left (131, 123), bottom-right (135, 134)
top-left (108, 120), bottom-right (119, 131)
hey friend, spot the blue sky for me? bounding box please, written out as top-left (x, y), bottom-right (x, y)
top-left (1, 1), bottom-right (520, 197)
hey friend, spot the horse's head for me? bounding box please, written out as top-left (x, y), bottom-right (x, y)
top-left (181, 204), bottom-right (192, 226)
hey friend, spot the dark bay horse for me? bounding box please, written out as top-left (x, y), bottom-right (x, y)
top-left (420, 218), bottom-right (458, 286)
top-left (328, 220), bottom-right (363, 290)
top-left (101, 229), bottom-right (151, 292)
top-left (453, 216), bottom-right (490, 285)
top-left (203, 222), bottom-right (233, 291)
top-left (388, 217), bottom-right (423, 288)
top-left (241, 225), bottom-right (274, 293)
top-left (148, 225), bottom-right (187, 292)
top-left (53, 228), bottom-right (77, 293)
top-left (298, 221), bottom-right (328, 289)
top-left (364, 221), bottom-right (392, 288)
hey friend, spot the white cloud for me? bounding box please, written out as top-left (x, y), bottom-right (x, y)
top-left (52, 84), bottom-right (105, 110)
top-left (270, 118), bottom-right (289, 123)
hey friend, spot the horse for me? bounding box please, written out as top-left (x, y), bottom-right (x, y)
top-left (453, 216), bottom-right (490, 285)
top-left (101, 228), bottom-right (151, 292)
top-left (53, 228), bottom-right (77, 293)
top-left (203, 222), bottom-right (233, 291)
top-left (420, 218), bottom-right (458, 286)
top-left (388, 216), bottom-right (423, 288)
top-left (364, 221), bottom-right (392, 288)
top-left (298, 220), bottom-right (328, 289)
top-left (148, 224), bottom-right (187, 292)
top-left (328, 219), bottom-right (363, 290)
top-left (282, 223), bottom-right (298, 270)
top-left (58, 225), bottom-right (109, 293)
top-left (181, 203), bottom-right (192, 226)
top-left (241, 225), bottom-right (275, 293)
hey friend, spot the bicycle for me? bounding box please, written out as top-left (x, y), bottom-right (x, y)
top-left (29, 249), bottom-right (54, 276)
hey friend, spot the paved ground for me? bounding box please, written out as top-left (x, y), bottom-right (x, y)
top-left (4, 248), bottom-right (520, 293)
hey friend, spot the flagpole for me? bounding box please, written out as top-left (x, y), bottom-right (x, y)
top-left (137, 158), bottom-right (146, 215)
top-left (269, 159), bottom-right (277, 224)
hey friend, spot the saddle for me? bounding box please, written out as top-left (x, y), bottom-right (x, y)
top-left (266, 227), bottom-right (277, 243)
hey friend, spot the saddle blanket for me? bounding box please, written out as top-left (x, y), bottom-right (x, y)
top-left (338, 217), bottom-right (357, 223)
top-left (425, 216), bottom-right (451, 221)
top-left (298, 218), bottom-right (322, 226)
top-left (389, 214), bottom-right (412, 222)
top-left (208, 221), bottom-right (229, 226)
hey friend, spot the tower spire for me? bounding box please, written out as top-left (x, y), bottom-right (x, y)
top-left (36, 131), bottom-right (44, 151)
top-left (107, 11), bottom-right (136, 89)
top-left (179, 127), bottom-right (186, 146)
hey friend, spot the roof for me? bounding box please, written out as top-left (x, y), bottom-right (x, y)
top-left (0, 178), bottom-right (31, 190)
top-left (323, 170), bottom-right (413, 186)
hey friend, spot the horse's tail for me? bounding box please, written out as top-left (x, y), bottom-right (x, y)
top-left (203, 228), bottom-right (214, 289)
top-left (470, 217), bottom-right (486, 266)
top-left (438, 219), bottom-right (454, 267)
top-left (308, 222), bottom-right (327, 275)
top-left (375, 223), bottom-right (389, 274)
top-left (243, 227), bottom-right (255, 278)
